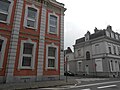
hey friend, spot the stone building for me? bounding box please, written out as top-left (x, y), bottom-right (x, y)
top-left (72, 26), bottom-right (120, 77)
top-left (0, 0), bottom-right (66, 83)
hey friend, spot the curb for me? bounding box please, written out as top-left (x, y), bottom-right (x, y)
top-left (0, 79), bottom-right (77, 90)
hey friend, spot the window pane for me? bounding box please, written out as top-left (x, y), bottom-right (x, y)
top-left (23, 43), bottom-right (33, 54)
top-left (22, 56), bottom-right (31, 66)
top-left (86, 51), bottom-right (90, 60)
top-left (50, 15), bottom-right (57, 21)
top-left (48, 47), bottom-right (56, 57)
top-left (0, 39), bottom-right (3, 52)
top-left (48, 59), bottom-right (55, 67)
top-left (0, 13), bottom-right (7, 21)
top-left (27, 20), bottom-right (35, 27)
top-left (0, 0), bottom-right (10, 12)
top-left (49, 15), bottom-right (57, 33)
top-left (50, 20), bottom-right (57, 26)
top-left (50, 26), bottom-right (57, 33)
top-left (28, 7), bottom-right (37, 19)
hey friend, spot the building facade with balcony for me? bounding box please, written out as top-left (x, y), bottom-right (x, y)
top-left (0, 0), bottom-right (66, 83)
top-left (73, 26), bottom-right (120, 77)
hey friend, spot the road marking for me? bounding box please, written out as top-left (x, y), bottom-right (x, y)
top-left (70, 80), bottom-right (120, 88)
top-left (97, 85), bottom-right (117, 89)
top-left (81, 89), bottom-right (91, 90)
top-left (42, 81), bottom-right (120, 90)
top-left (42, 87), bottom-right (66, 89)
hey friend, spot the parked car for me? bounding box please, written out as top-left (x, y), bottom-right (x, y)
top-left (64, 71), bottom-right (74, 76)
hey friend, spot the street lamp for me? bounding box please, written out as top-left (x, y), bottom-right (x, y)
top-left (65, 56), bottom-right (68, 82)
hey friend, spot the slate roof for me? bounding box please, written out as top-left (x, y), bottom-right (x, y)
top-left (64, 47), bottom-right (72, 54)
top-left (75, 30), bottom-right (106, 44)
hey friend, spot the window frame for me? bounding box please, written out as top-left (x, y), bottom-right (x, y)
top-left (77, 61), bottom-right (82, 72)
top-left (118, 46), bottom-right (120, 55)
top-left (46, 44), bottom-right (58, 70)
top-left (18, 39), bottom-right (36, 69)
top-left (0, 36), bottom-right (7, 69)
top-left (109, 60), bottom-right (114, 72)
top-left (95, 44), bottom-right (99, 54)
top-left (48, 13), bottom-right (59, 35)
top-left (86, 51), bottom-right (90, 60)
top-left (24, 4), bottom-right (39, 30)
top-left (113, 45), bottom-right (116, 55)
top-left (0, 0), bottom-right (14, 24)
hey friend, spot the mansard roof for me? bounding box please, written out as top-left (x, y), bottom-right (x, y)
top-left (75, 30), bottom-right (106, 44)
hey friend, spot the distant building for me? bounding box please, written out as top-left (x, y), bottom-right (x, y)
top-left (64, 47), bottom-right (74, 73)
top-left (72, 25), bottom-right (120, 77)
top-left (0, 0), bottom-right (66, 83)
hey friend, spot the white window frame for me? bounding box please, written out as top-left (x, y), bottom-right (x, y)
top-left (24, 4), bottom-right (39, 30)
top-left (77, 49), bottom-right (81, 57)
top-left (48, 12), bottom-right (59, 35)
top-left (95, 44), bottom-right (99, 54)
top-left (18, 39), bottom-right (36, 69)
top-left (109, 60), bottom-right (114, 72)
top-left (0, 0), bottom-right (14, 24)
top-left (46, 43), bottom-right (58, 70)
top-left (115, 61), bottom-right (119, 72)
top-left (77, 61), bottom-right (82, 72)
top-left (95, 59), bottom-right (103, 72)
top-left (113, 45), bottom-right (116, 54)
top-left (0, 35), bottom-right (7, 69)
top-left (118, 46), bottom-right (120, 55)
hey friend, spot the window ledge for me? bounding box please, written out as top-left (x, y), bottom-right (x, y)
top-left (18, 66), bottom-right (34, 70)
top-left (47, 67), bottom-right (56, 70)
top-left (48, 32), bottom-right (57, 35)
top-left (0, 20), bottom-right (8, 24)
top-left (24, 26), bottom-right (37, 30)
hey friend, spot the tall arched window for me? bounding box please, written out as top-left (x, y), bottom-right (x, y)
top-left (86, 51), bottom-right (90, 60)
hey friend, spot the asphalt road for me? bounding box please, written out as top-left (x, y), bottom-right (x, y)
top-left (31, 78), bottom-right (120, 90)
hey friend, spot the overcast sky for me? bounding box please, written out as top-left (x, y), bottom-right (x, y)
top-left (57, 0), bottom-right (120, 50)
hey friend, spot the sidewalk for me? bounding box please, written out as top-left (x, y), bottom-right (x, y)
top-left (0, 78), bottom-right (77, 90)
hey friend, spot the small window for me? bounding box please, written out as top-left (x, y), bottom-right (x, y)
top-left (19, 40), bottom-right (36, 69)
top-left (49, 15), bottom-right (57, 34)
top-left (77, 49), bottom-right (81, 56)
top-left (24, 5), bottom-right (39, 29)
top-left (0, 0), bottom-right (11, 22)
top-left (27, 7), bottom-right (37, 28)
top-left (22, 43), bottom-right (33, 67)
top-left (0, 40), bottom-right (4, 60)
top-left (48, 14), bottom-right (58, 34)
top-left (48, 47), bottom-right (56, 68)
top-left (0, 37), bottom-right (7, 68)
top-left (108, 47), bottom-right (112, 54)
top-left (113, 46), bottom-right (116, 55)
top-left (95, 44), bottom-right (99, 54)
top-left (0, 39), bottom-right (3, 52)
top-left (86, 51), bottom-right (90, 60)
top-left (77, 61), bottom-right (82, 71)
top-left (118, 47), bottom-right (120, 55)
top-left (110, 60), bottom-right (114, 72)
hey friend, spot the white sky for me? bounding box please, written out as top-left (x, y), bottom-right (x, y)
top-left (57, 0), bottom-right (120, 50)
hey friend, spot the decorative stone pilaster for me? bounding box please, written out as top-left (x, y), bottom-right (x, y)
top-left (60, 14), bottom-right (65, 79)
top-left (37, 5), bottom-right (46, 81)
top-left (6, 0), bottom-right (24, 83)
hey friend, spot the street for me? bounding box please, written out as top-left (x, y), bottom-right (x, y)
top-left (31, 78), bottom-right (120, 90)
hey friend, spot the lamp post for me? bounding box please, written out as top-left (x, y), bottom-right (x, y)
top-left (65, 56), bottom-right (68, 82)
